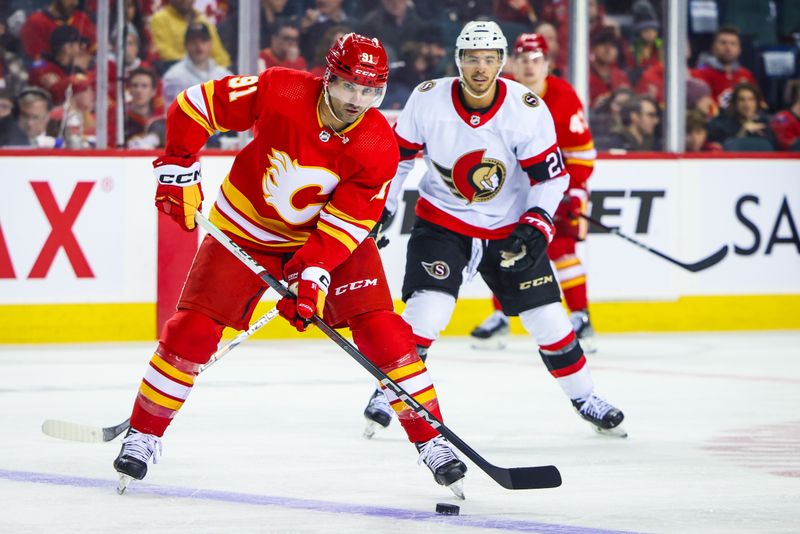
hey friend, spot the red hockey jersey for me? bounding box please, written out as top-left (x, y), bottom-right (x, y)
top-left (165, 67), bottom-right (399, 272)
top-left (539, 75), bottom-right (595, 189)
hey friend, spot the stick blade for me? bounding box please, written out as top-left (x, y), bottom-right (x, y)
top-left (42, 420), bottom-right (107, 442)
top-left (488, 465), bottom-right (562, 490)
top-left (683, 245), bottom-right (729, 272)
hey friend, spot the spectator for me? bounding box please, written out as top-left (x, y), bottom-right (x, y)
top-left (307, 24), bottom-right (351, 78)
top-left (707, 82), bottom-right (776, 150)
top-left (149, 0), bottom-right (231, 71)
top-left (494, 0), bottom-right (538, 25)
top-left (28, 24), bottom-right (92, 105)
top-left (693, 26), bottom-right (758, 110)
top-left (601, 95), bottom-right (661, 151)
top-left (0, 88), bottom-right (28, 146)
top-left (685, 109), bottom-right (721, 152)
top-left (258, 21), bottom-right (306, 71)
top-left (298, 0), bottom-right (349, 64)
top-left (47, 73), bottom-right (96, 148)
top-left (19, 0), bottom-right (96, 61)
top-left (218, 0), bottom-right (291, 69)
top-left (770, 80), bottom-right (800, 151)
top-left (686, 76), bottom-right (717, 118)
top-left (110, 23), bottom-right (154, 81)
top-left (590, 86), bottom-right (635, 144)
top-left (635, 62), bottom-right (718, 118)
top-left (124, 67), bottom-right (164, 145)
top-left (628, 0), bottom-right (663, 81)
top-left (162, 23), bottom-right (232, 103)
top-left (16, 86), bottom-right (57, 147)
top-left (589, 26), bottom-right (631, 109)
top-left (113, 0), bottom-right (151, 62)
top-left (532, 21), bottom-right (565, 77)
top-left (357, 0), bottom-right (425, 61)
top-left (0, 41), bottom-right (28, 96)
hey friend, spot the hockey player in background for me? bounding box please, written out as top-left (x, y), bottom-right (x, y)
top-left (113, 33), bottom-right (467, 498)
top-left (470, 33), bottom-right (598, 352)
top-left (362, 21), bottom-right (625, 440)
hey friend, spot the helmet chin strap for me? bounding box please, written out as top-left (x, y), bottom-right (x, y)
top-left (323, 85), bottom-right (348, 125)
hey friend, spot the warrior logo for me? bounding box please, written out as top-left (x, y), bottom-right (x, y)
top-left (421, 260), bottom-right (450, 280)
top-left (432, 149), bottom-right (506, 204)
top-left (522, 92), bottom-right (540, 107)
top-left (418, 80), bottom-right (436, 92)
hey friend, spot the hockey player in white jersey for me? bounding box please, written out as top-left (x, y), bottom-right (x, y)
top-left (362, 21), bottom-right (626, 439)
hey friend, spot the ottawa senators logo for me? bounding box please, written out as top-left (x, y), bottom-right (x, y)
top-left (432, 150), bottom-right (506, 204)
top-left (421, 260), bottom-right (450, 280)
top-left (522, 92), bottom-right (540, 107)
top-left (418, 80), bottom-right (436, 92)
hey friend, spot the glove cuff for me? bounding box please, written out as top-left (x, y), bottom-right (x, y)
top-left (153, 156), bottom-right (201, 188)
top-left (520, 207), bottom-right (555, 244)
top-left (301, 265), bottom-right (331, 295)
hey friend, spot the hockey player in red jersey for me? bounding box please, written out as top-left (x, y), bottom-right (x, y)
top-left (113, 33), bottom-right (467, 498)
top-left (361, 21), bottom-right (625, 440)
top-left (470, 33), bottom-right (598, 353)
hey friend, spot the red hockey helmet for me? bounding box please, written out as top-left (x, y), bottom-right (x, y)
top-left (325, 33), bottom-right (389, 88)
top-left (513, 33), bottom-right (549, 59)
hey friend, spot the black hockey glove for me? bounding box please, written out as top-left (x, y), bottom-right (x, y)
top-left (499, 207), bottom-right (555, 272)
top-left (368, 208), bottom-right (395, 249)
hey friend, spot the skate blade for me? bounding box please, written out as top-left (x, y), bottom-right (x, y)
top-left (116, 474), bottom-right (133, 495)
top-left (594, 424), bottom-right (628, 438)
top-left (447, 478), bottom-right (466, 500)
top-left (363, 420), bottom-right (385, 439)
top-left (469, 336), bottom-right (507, 351)
top-left (579, 336), bottom-right (598, 354)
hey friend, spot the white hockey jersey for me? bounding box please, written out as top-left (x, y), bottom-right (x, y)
top-left (388, 77), bottom-right (570, 239)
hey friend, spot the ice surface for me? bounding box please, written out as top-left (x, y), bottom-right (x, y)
top-left (1, 332), bottom-right (798, 533)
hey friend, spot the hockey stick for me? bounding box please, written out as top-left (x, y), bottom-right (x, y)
top-left (195, 212), bottom-right (562, 491)
top-left (580, 214), bottom-right (728, 273)
top-left (41, 306), bottom-right (280, 443)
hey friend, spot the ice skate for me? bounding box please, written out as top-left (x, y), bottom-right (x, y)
top-left (469, 311), bottom-right (510, 350)
top-left (572, 393), bottom-right (627, 438)
top-left (363, 388), bottom-right (393, 439)
top-left (570, 310), bottom-right (597, 354)
top-left (416, 436), bottom-right (467, 499)
top-left (113, 429), bottom-right (162, 494)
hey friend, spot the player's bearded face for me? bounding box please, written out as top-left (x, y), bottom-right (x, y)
top-left (326, 77), bottom-right (385, 123)
top-left (513, 53), bottom-right (548, 86)
top-left (460, 50), bottom-right (503, 94)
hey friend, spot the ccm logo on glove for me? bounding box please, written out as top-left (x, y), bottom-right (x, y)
top-left (157, 168), bottom-right (201, 186)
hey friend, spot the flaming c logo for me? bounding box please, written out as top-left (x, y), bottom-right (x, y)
top-left (432, 150), bottom-right (506, 204)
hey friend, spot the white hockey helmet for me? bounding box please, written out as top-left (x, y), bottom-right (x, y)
top-left (455, 20), bottom-right (508, 70)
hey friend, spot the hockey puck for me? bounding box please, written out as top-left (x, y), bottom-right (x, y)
top-left (435, 503), bottom-right (460, 516)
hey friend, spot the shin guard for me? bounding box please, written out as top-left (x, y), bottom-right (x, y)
top-left (350, 310), bottom-right (443, 443)
top-left (130, 310), bottom-right (224, 436)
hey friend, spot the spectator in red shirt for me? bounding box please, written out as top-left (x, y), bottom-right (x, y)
top-left (693, 26), bottom-right (759, 110)
top-left (589, 26), bottom-right (631, 109)
top-left (258, 21), bottom-right (307, 72)
top-left (20, 0), bottom-right (96, 61)
top-left (28, 24), bottom-right (93, 105)
top-left (770, 81), bottom-right (800, 151)
top-left (124, 67), bottom-right (164, 146)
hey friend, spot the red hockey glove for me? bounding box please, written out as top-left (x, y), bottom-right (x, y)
top-left (499, 207), bottom-right (555, 272)
top-left (554, 188), bottom-right (588, 241)
top-left (153, 155), bottom-right (203, 231)
top-left (277, 257), bottom-right (331, 332)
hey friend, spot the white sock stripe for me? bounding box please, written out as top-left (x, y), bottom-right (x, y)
top-left (143, 367), bottom-right (192, 400)
top-left (381, 372), bottom-right (433, 404)
top-left (556, 264), bottom-right (586, 281)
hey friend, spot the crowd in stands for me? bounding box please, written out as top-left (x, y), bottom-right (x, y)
top-left (0, 0), bottom-right (797, 151)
